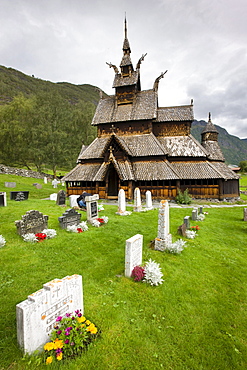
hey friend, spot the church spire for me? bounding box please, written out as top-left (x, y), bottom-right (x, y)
top-left (120, 16), bottom-right (133, 74)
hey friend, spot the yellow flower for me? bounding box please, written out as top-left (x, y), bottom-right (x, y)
top-left (77, 316), bottom-right (86, 323)
top-left (85, 320), bottom-right (91, 325)
top-left (56, 353), bottom-right (63, 361)
top-left (86, 323), bottom-right (97, 334)
top-left (90, 326), bottom-right (98, 334)
top-left (53, 338), bottom-right (64, 349)
top-left (81, 323), bottom-right (85, 328)
top-left (46, 356), bottom-right (53, 365)
top-left (44, 342), bottom-right (54, 351)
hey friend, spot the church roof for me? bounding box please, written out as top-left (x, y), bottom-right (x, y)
top-left (156, 105), bottom-right (194, 122)
top-left (201, 141), bottom-right (225, 161)
top-left (117, 133), bottom-right (165, 156)
top-left (113, 71), bottom-right (139, 87)
top-left (158, 135), bottom-right (208, 157)
top-left (92, 89), bottom-right (157, 125)
top-left (132, 160), bottom-right (179, 180)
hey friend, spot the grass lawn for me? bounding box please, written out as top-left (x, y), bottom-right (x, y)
top-left (0, 174), bottom-right (247, 369)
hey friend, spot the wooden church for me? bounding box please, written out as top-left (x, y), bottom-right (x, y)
top-left (63, 19), bottom-right (239, 201)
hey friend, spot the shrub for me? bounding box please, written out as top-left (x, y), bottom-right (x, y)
top-left (175, 189), bottom-right (192, 204)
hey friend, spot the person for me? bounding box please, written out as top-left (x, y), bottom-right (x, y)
top-left (77, 191), bottom-right (91, 209)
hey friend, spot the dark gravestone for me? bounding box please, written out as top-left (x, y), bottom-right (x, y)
top-left (91, 201), bottom-right (98, 218)
top-left (58, 208), bottom-right (81, 229)
top-left (0, 192), bottom-right (7, 207)
top-left (244, 208), bottom-right (247, 221)
top-left (184, 216), bottom-right (190, 229)
top-left (56, 190), bottom-right (66, 206)
top-left (10, 191), bottom-right (29, 201)
top-left (177, 223), bottom-right (187, 237)
top-left (15, 210), bottom-right (49, 236)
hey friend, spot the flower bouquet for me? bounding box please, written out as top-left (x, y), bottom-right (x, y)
top-left (22, 229), bottom-right (57, 242)
top-left (0, 235), bottom-right (6, 248)
top-left (43, 310), bottom-right (99, 364)
top-left (131, 259), bottom-right (164, 286)
top-left (67, 222), bottom-right (89, 233)
top-left (91, 216), bottom-right (108, 227)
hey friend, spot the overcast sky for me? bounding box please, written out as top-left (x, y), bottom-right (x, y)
top-left (1, 0), bottom-right (247, 138)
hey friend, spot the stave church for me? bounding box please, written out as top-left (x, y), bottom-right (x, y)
top-left (63, 19), bottom-right (239, 201)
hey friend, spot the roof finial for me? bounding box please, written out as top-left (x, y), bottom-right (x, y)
top-left (125, 13), bottom-right (127, 40)
top-left (208, 112), bottom-right (211, 122)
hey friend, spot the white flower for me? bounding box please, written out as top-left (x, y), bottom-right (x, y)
top-left (0, 235), bottom-right (6, 248)
top-left (78, 221), bottom-right (88, 231)
top-left (144, 259), bottom-right (164, 286)
top-left (197, 214), bottom-right (205, 221)
top-left (167, 239), bottom-right (187, 254)
top-left (43, 229), bottom-right (57, 239)
top-left (185, 230), bottom-right (197, 239)
top-left (98, 205), bottom-right (104, 211)
top-left (23, 233), bottom-right (38, 242)
top-left (101, 216), bottom-right (108, 224)
top-left (91, 219), bottom-right (100, 227)
top-left (67, 225), bottom-right (78, 233)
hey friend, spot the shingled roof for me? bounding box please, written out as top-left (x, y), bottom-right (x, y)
top-left (117, 133), bottom-right (166, 157)
top-left (201, 141), bottom-right (225, 161)
top-left (92, 89), bottom-right (157, 125)
top-left (132, 160), bottom-right (179, 180)
top-left (155, 105), bottom-right (194, 122)
top-left (158, 135), bottom-right (208, 157)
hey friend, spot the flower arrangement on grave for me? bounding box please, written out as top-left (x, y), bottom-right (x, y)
top-left (197, 213), bottom-right (206, 221)
top-left (67, 222), bottom-right (89, 233)
top-left (185, 229), bottom-right (197, 239)
top-left (131, 259), bottom-right (164, 286)
top-left (166, 239), bottom-right (187, 254)
top-left (0, 235), bottom-right (6, 248)
top-left (191, 225), bottom-right (200, 231)
top-left (91, 216), bottom-right (108, 227)
top-left (43, 310), bottom-right (99, 365)
top-left (22, 229), bottom-right (57, 242)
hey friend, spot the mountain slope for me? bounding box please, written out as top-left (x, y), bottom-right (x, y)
top-left (191, 120), bottom-right (247, 165)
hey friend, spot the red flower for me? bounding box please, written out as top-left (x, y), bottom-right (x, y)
top-left (77, 228), bottom-right (83, 233)
top-left (97, 218), bottom-right (104, 223)
top-left (35, 233), bottom-right (46, 241)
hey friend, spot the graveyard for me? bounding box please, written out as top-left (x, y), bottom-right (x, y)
top-left (0, 173), bottom-right (247, 369)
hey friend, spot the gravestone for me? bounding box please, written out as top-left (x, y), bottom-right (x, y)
top-left (10, 191), bottom-right (29, 201)
top-left (16, 274), bottom-right (83, 354)
top-left (35, 184), bottom-right (42, 189)
top-left (192, 208), bottom-right (198, 221)
top-left (15, 210), bottom-right (49, 236)
top-left (5, 182), bottom-right (16, 188)
top-left (244, 208), bottom-right (247, 221)
top-left (85, 194), bottom-right (99, 223)
top-left (154, 200), bottom-right (172, 251)
top-left (69, 195), bottom-right (80, 208)
top-left (134, 187), bottom-right (142, 212)
top-left (116, 189), bottom-right (126, 214)
top-left (184, 216), bottom-right (190, 229)
top-left (0, 192), bottom-right (7, 207)
top-left (52, 179), bottom-right (58, 188)
top-left (56, 190), bottom-right (66, 206)
top-left (44, 177), bottom-right (47, 184)
top-left (145, 190), bottom-right (153, 210)
top-left (199, 206), bottom-right (203, 215)
top-left (49, 193), bottom-right (57, 201)
top-left (177, 223), bottom-right (187, 237)
top-left (58, 208), bottom-right (81, 229)
top-left (125, 234), bottom-right (143, 277)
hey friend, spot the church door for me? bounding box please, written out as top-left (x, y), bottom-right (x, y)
top-left (107, 165), bottom-right (119, 197)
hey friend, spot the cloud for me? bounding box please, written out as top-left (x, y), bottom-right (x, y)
top-left (0, 0), bottom-right (246, 137)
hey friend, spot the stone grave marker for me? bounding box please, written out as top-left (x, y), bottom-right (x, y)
top-left (134, 187), bottom-right (142, 212)
top-left (192, 208), bottom-right (198, 221)
top-left (10, 191), bottom-right (29, 201)
top-left (16, 274), bottom-right (83, 354)
top-left (15, 210), bottom-right (48, 236)
top-left (199, 206), bottom-right (203, 214)
top-left (58, 208), bottom-right (81, 229)
top-left (116, 188), bottom-right (126, 215)
top-left (52, 179), bottom-right (58, 188)
top-left (56, 190), bottom-right (66, 206)
top-left (184, 216), bottom-right (190, 229)
top-left (49, 193), bottom-right (57, 201)
top-left (5, 181), bottom-right (16, 188)
top-left (154, 200), bottom-right (172, 251)
top-left (85, 194), bottom-right (99, 223)
top-left (125, 234), bottom-right (143, 277)
top-left (69, 194), bottom-right (80, 207)
top-left (244, 208), bottom-right (247, 221)
top-left (145, 190), bottom-right (153, 210)
top-left (0, 192), bottom-right (7, 207)
top-left (177, 223), bottom-right (187, 237)
top-left (44, 176), bottom-right (47, 184)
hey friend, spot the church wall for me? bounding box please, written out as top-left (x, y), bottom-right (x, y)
top-left (97, 121), bottom-right (152, 137)
top-left (152, 121), bottom-right (191, 136)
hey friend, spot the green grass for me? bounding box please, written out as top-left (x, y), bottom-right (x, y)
top-left (0, 174), bottom-right (247, 369)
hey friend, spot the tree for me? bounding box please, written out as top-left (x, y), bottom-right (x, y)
top-left (239, 160), bottom-right (247, 172)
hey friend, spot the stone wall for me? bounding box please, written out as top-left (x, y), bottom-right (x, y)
top-left (0, 164), bottom-right (52, 179)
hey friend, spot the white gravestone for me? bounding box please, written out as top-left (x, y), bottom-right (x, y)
top-left (69, 194), bottom-right (80, 207)
top-left (44, 177), bottom-right (47, 184)
top-left (154, 200), bottom-right (172, 251)
top-left (52, 179), bottom-right (58, 188)
top-left (16, 274), bottom-right (83, 354)
top-left (0, 191), bottom-right (7, 207)
top-left (192, 208), bottom-right (198, 221)
top-left (85, 194), bottom-right (99, 223)
top-left (49, 193), bottom-right (57, 201)
top-left (125, 234), bottom-right (143, 277)
top-left (116, 188), bottom-right (128, 215)
top-left (134, 187), bottom-right (142, 212)
top-left (145, 190), bottom-right (153, 210)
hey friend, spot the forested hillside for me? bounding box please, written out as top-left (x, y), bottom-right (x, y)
top-left (0, 66), bottom-right (102, 175)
